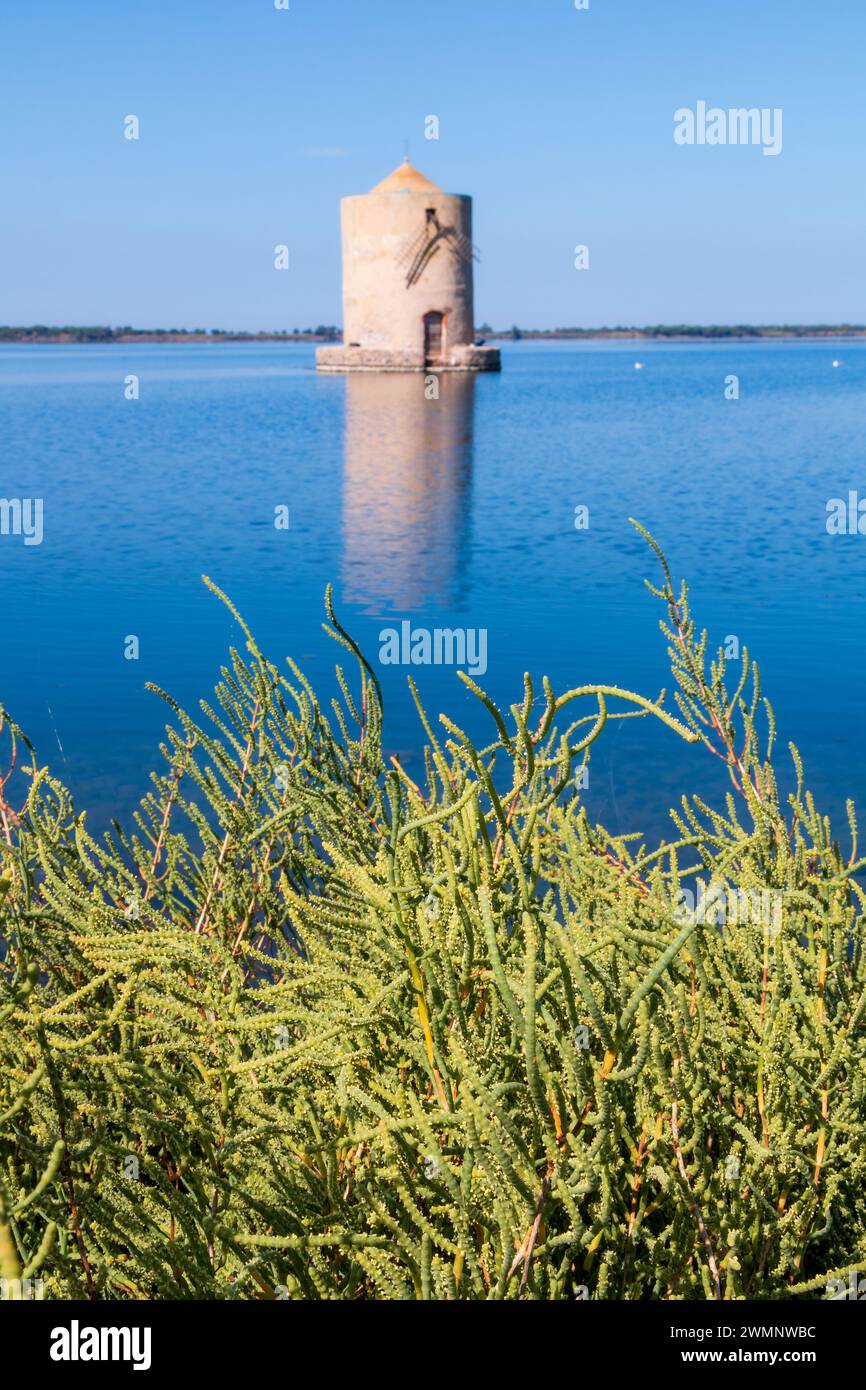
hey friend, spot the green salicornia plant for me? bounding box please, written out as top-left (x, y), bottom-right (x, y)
top-left (1, 523), bottom-right (864, 1300)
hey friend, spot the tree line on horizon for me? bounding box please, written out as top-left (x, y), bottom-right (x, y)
top-left (3, 323), bottom-right (862, 344)
top-left (0, 326), bottom-right (342, 343)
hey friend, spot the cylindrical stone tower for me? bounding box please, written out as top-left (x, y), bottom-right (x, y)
top-left (317, 159), bottom-right (500, 373)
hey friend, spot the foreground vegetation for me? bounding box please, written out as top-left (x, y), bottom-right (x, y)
top-left (1, 526), bottom-right (864, 1300)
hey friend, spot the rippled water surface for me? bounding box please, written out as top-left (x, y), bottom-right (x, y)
top-left (2, 339), bottom-right (864, 845)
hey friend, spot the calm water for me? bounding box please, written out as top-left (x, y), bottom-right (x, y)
top-left (1, 339), bottom-right (864, 848)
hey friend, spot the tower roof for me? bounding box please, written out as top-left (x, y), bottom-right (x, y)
top-left (370, 157), bottom-right (441, 194)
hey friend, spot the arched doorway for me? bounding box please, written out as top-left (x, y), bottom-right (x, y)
top-left (423, 311), bottom-right (445, 366)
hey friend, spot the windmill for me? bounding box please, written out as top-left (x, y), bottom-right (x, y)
top-left (316, 155), bottom-right (500, 373)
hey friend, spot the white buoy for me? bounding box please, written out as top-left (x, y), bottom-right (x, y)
top-left (634, 361), bottom-right (644, 370)
top-left (832, 359), bottom-right (841, 368)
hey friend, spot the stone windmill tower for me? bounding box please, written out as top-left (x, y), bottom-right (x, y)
top-left (317, 158), bottom-right (500, 373)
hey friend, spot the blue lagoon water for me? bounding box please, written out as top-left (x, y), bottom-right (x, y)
top-left (1, 339), bottom-right (864, 848)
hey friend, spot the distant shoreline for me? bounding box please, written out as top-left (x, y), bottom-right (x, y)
top-left (2, 324), bottom-right (864, 345)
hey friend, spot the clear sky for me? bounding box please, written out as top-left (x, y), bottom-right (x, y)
top-left (3, 0), bottom-right (864, 330)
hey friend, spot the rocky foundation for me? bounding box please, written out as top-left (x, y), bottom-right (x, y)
top-left (316, 344), bottom-right (501, 373)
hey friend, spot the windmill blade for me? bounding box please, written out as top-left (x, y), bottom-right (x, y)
top-left (394, 213), bottom-right (476, 287)
top-left (446, 231), bottom-right (480, 267)
top-left (405, 237), bottom-right (442, 287)
top-left (395, 226), bottom-right (430, 270)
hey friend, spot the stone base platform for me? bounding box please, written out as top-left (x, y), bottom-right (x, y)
top-left (316, 344), bottom-right (501, 373)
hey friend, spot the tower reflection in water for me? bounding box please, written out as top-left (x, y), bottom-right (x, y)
top-left (340, 372), bottom-right (476, 613)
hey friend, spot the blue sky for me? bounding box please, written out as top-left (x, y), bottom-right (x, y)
top-left (2, 0), bottom-right (864, 329)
